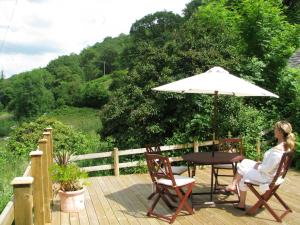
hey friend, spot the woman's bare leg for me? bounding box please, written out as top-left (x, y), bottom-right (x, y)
top-left (238, 191), bottom-right (247, 208)
top-left (226, 172), bottom-right (242, 191)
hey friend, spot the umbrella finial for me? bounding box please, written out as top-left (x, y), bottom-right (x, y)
top-left (208, 66), bottom-right (229, 74)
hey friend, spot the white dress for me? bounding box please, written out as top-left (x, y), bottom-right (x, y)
top-left (237, 144), bottom-right (285, 191)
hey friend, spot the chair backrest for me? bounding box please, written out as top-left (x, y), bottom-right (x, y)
top-left (145, 153), bottom-right (176, 186)
top-left (145, 144), bottom-right (161, 154)
top-left (270, 150), bottom-right (294, 187)
top-left (218, 138), bottom-right (243, 155)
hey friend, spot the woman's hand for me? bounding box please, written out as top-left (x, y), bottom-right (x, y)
top-left (254, 161), bottom-right (261, 170)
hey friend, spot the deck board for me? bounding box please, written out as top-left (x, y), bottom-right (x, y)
top-left (50, 167), bottom-right (300, 225)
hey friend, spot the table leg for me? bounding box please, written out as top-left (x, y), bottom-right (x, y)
top-left (210, 165), bottom-right (213, 201)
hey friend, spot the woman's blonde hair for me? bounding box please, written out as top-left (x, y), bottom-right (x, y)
top-left (275, 120), bottom-right (295, 151)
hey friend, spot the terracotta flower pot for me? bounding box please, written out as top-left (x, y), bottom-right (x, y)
top-left (59, 188), bottom-right (85, 212)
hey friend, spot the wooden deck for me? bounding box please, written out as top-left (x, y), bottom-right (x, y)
top-left (51, 167), bottom-right (300, 225)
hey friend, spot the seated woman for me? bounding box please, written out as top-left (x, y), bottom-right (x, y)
top-left (225, 120), bottom-right (295, 210)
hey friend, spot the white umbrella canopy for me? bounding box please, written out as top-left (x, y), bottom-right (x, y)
top-left (152, 66), bottom-right (279, 141)
top-left (153, 66), bottom-right (279, 97)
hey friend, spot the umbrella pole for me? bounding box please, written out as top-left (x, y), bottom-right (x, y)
top-left (212, 91), bottom-right (218, 156)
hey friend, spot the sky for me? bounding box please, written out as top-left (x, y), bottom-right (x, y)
top-left (0, 0), bottom-right (191, 78)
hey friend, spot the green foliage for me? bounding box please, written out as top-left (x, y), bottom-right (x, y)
top-left (79, 76), bottom-right (110, 108)
top-left (130, 11), bottom-right (183, 46)
top-left (237, 0), bottom-right (299, 90)
top-left (7, 116), bottom-right (89, 156)
top-left (0, 146), bottom-right (27, 213)
top-left (50, 163), bottom-right (88, 192)
top-left (283, 0), bottom-right (300, 24)
top-left (80, 34), bottom-right (129, 80)
top-left (293, 138), bottom-right (300, 169)
top-left (183, 0), bottom-right (207, 19)
top-left (0, 112), bottom-right (17, 137)
top-left (46, 54), bottom-right (84, 106)
top-left (277, 67), bottom-right (300, 132)
top-left (8, 69), bottom-right (55, 119)
top-left (45, 106), bottom-right (101, 135)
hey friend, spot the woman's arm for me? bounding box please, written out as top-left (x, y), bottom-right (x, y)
top-left (253, 161), bottom-right (261, 169)
top-left (257, 150), bottom-right (281, 174)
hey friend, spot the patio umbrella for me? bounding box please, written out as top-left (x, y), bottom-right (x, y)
top-left (152, 66), bottom-right (279, 141)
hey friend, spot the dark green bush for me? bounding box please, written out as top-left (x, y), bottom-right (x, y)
top-left (7, 116), bottom-right (89, 156)
top-left (0, 119), bottom-right (15, 137)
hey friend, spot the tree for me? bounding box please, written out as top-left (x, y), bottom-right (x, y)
top-left (0, 70), bottom-right (4, 80)
top-left (283, 0), bottom-right (300, 24)
top-left (10, 69), bottom-right (55, 119)
top-left (237, 0), bottom-right (299, 90)
top-left (79, 78), bottom-right (109, 108)
top-left (101, 0), bottom-right (300, 149)
top-left (46, 54), bottom-right (84, 106)
top-left (102, 13), bottom-right (183, 147)
top-left (80, 34), bottom-right (129, 80)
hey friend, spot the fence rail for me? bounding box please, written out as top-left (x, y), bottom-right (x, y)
top-left (71, 140), bottom-right (216, 175)
top-left (1, 128), bottom-right (247, 224)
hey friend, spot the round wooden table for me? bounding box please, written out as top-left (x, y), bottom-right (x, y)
top-left (183, 151), bottom-right (244, 202)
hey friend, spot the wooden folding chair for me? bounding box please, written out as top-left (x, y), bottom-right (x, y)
top-left (145, 144), bottom-right (188, 175)
top-left (245, 150), bottom-right (294, 222)
top-left (213, 138), bottom-right (243, 191)
top-left (145, 153), bottom-right (195, 223)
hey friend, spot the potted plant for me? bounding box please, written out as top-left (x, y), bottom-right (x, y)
top-left (50, 150), bottom-right (89, 212)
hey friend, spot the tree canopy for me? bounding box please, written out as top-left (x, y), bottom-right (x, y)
top-left (0, 0), bottom-right (299, 156)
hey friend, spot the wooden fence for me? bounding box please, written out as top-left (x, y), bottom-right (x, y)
top-left (70, 140), bottom-right (217, 176)
top-left (1, 128), bottom-right (253, 225)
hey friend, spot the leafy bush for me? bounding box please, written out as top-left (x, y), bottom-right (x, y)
top-left (0, 119), bottom-right (15, 137)
top-left (7, 116), bottom-right (89, 156)
top-left (292, 135), bottom-right (300, 169)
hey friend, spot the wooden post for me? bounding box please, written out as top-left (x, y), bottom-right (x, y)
top-left (11, 177), bottom-right (34, 225)
top-left (44, 127), bottom-right (53, 163)
top-left (193, 140), bottom-right (199, 153)
top-left (227, 131), bottom-right (232, 138)
top-left (43, 131), bottom-right (53, 202)
top-left (30, 150), bottom-right (45, 225)
top-left (256, 138), bottom-right (261, 161)
top-left (113, 148), bottom-right (119, 176)
top-left (38, 139), bottom-right (51, 223)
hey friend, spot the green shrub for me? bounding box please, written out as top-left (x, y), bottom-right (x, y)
top-left (7, 116), bottom-right (89, 156)
top-left (0, 119), bottom-right (16, 137)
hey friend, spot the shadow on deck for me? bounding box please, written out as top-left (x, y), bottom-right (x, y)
top-left (52, 167), bottom-right (300, 225)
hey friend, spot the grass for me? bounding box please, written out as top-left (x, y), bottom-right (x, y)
top-left (45, 106), bottom-right (107, 153)
top-left (0, 138), bottom-right (28, 213)
top-left (46, 106), bottom-right (102, 136)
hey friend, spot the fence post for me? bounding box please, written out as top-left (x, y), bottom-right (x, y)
top-left (227, 131), bottom-right (232, 138)
top-left (193, 140), bottom-right (199, 153)
top-left (44, 127), bottom-right (53, 165)
top-left (30, 150), bottom-right (45, 225)
top-left (38, 139), bottom-right (51, 223)
top-left (11, 177), bottom-right (34, 225)
top-left (113, 148), bottom-right (119, 176)
top-left (43, 131), bottom-right (53, 202)
top-left (256, 138), bottom-right (261, 161)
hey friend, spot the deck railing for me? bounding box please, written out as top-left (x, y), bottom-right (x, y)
top-left (1, 129), bottom-right (252, 225)
top-left (70, 140), bottom-right (217, 176)
top-left (0, 128), bottom-right (53, 225)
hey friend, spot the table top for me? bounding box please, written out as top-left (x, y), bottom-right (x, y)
top-left (182, 151), bottom-right (244, 165)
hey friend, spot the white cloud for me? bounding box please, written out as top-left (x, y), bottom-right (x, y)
top-left (0, 0), bottom-right (190, 78)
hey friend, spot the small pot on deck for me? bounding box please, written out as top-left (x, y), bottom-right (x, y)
top-left (59, 188), bottom-right (85, 212)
